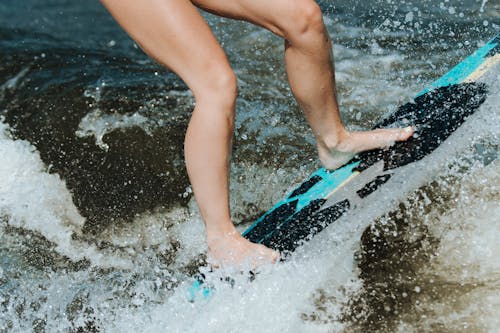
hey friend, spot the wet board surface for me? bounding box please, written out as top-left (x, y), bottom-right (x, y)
top-left (189, 34), bottom-right (499, 300)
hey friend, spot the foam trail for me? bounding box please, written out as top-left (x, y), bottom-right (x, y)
top-left (0, 120), bottom-right (131, 267)
top-left (0, 120), bottom-right (84, 249)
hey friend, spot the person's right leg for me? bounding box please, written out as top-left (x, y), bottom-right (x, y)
top-left (100, 0), bottom-right (278, 268)
top-left (193, 0), bottom-right (414, 170)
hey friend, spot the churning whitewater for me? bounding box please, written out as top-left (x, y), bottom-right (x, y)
top-left (1, 0), bottom-right (499, 332)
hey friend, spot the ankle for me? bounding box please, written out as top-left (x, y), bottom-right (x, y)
top-left (318, 127), bottom-right (349, 152)
top-left (205, 224), bottom-right (239, 245)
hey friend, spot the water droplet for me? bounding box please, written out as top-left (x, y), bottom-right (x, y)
top-left (405, 12), bottom-right (414, 23)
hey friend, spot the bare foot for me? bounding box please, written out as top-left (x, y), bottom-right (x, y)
top-left (206, 231), bottom-right (279, 270)
top-left (318, 126), bottom-right (414, 170)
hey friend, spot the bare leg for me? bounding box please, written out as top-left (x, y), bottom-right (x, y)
top-left (193, 0), bottom-right (414, 170)
top-left (100, 0), bottom-right (278, 268)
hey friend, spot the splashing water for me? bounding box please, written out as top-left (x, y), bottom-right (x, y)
top-left (0, 0), bottom-right (499, 332)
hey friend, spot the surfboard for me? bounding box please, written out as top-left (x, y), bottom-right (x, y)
top-left (188, 33), bottom-right (499, 300)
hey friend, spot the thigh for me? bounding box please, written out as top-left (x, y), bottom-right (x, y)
top-left (100, 0), bottom-right (231, 95)
top-left (191, 0), bottom-right (321, 40)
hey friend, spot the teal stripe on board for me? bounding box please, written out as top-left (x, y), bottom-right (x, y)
top-left (242, 162), bottom-right (360, 237)
top-left (294, 162), bottom-right (359, 211)
top-left (188, 280), bottom-right (211, 301)
top-left (418, 34), bottom-right (498, 96)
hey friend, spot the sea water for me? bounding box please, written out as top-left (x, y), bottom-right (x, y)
top-left (0, 0), bottom-right (499, 332)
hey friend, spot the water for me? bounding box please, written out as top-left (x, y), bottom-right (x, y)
top-left (1, 0), bottom-right (499, 332)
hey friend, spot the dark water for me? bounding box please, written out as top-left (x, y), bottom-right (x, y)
top-left (0, 1), bottom-right (499, 332)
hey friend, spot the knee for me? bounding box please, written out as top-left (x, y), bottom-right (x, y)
top-left (284, 0), bottom-right (326, 44)
top-left (216, 68), bottom-right (238, 106)
top-left (194, 65), bottom-right (238, 112)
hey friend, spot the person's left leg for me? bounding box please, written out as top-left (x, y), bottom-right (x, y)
top-left (100, 0), bottom-right (279, 269)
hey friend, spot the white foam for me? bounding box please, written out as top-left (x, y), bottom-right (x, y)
top-left (110, 237), bottom-right (360, 333)
top-left (98, 202), bottom-right (207, 270)
top-left (0, 119), bottom-right (131, 267)
top-left (75, 109), bottom-right (151, 150)
top-left (0, 120), bottom-right (84, 253)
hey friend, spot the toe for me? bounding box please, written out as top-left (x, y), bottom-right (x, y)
top-left (399, 126), bottom-right (414, 140)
